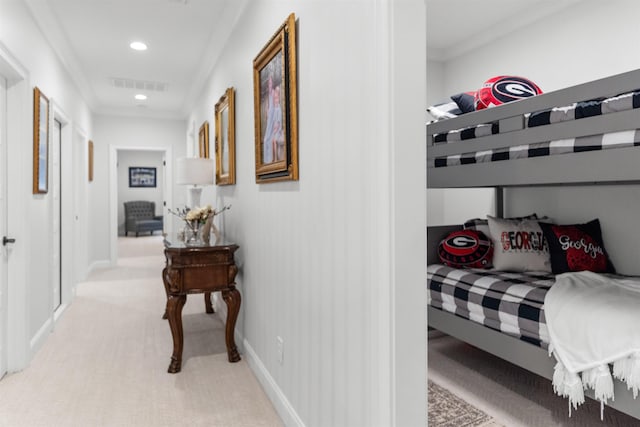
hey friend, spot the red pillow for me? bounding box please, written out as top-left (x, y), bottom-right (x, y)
top-left (539, 219), bottom-right (615, 274)
top-left (438, 229), bottom-right (493, 269)
top-left (475, 76), bottom-right (542, 110)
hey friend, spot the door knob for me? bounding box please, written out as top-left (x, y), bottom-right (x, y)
top-left (2, 236), bottom-right (15, 246)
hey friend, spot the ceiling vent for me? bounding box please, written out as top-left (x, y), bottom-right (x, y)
top-left (110, 78), bottom-right (168, 92)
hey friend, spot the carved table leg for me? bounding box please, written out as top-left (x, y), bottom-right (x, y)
top-left (222, 287), bottom-right (242, 362)
top-left (204, 291), bottom-right (214, 314)
top-left (166, 294), bottom-right (187, 373)
top-left (161, 267), bottom-right (169, 319)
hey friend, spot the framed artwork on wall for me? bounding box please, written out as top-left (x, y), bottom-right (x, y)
top-left (33, 86), bottom-right (49, 194)
top-left (129, 167), bottom-right (156, 188)
top-left (253, 13), bottom-right (298, 183)
top-left (215, 87), bottom-right (236, 185)
top-left (88, 140), bottom-right (94, 182)
top-left (199, 121), bottom-right (210, 158)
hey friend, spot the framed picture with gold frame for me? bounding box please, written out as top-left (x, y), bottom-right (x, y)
top-left (215, 87), bottom-right (236, 185)
top-left (253, 13), bottom-right (298, 183)
top-left (33, 86), bottom-right (49, 194)
top-left (88, 140), bottom-right (94, 182)
top-left (199, 121), bottom-right (210, 158)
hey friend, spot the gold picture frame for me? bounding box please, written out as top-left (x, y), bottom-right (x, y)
top-left (88, 140), bottom-right (94, 182)
top-left (215, 87), bottom-right (236, 185)
top-left (33, 86), bottom-right (49, 194)
top-left (253, 13), bottom-right (298, 183)
top-left (199, 121), bottom-right (210, 158)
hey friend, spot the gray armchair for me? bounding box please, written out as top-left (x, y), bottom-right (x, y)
top-left (124, 201), bottom-right (163, 237)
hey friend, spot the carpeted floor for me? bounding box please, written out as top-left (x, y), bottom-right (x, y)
top-left (0, 235), bottom-right (283, 427)
top-left (429, 333), bottom-right (640, 427)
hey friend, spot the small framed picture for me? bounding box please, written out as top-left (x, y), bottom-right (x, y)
top-left (215, 87), bottom-right (236, 185)
top-left (129, 167), bottom-right (156, 188)
top-left (33, 87), bottom-right (49, 194)
top-left (253, 13), bottom-right (298, 183)
top-left (199, 121), bottom-right (210, 158)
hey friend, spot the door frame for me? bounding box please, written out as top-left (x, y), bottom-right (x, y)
top-left (49, 101), bottom-right (72, 323)
top-left (108, 145), bottom-right (173, 264)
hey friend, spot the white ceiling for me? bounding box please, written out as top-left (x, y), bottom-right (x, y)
top-left (426, 0), bottom-right (582, 62)
top-left (25, 0), bottom-right (242, 119)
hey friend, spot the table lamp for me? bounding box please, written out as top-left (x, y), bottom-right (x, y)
top-left (175, 157), bottom-right (214, 208)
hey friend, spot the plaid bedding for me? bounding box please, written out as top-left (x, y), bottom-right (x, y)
top-left (433, 122), bottom-right (499, 143)
top-left (428, 90), bottom-right (640, 168)
top-left (527, 90), bottom-right (640, 127)
top-left (427, 263), bottom-right (555, 348)
top-left (430, 129), bottom-right (640, 168)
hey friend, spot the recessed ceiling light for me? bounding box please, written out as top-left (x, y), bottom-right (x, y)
top-left (135, 94), bottom-right (147, 101)
top-left (130, 41), bottom-right (147, 51)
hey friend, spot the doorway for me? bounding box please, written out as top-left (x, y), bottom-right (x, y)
top-left (108, 145), bottom-right (173, 264)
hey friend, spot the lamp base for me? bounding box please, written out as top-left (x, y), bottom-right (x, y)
top-left (188, 186), bottom-right (203, 209)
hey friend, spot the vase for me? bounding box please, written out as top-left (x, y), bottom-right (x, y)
top-left (200, 216), bottom-right (213, 244)
top-left (184, 221), bottom-right (203, 246)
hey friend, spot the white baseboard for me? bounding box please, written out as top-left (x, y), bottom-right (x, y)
top-left (243, 339), bottom-right (305, 427)
top-left (29, 317), bottom-right (52, 355)
top-left (87, 259), bottom-right (111, 275)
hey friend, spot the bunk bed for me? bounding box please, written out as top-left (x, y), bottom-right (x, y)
top-left (427, 68), bottom-right (640, 420)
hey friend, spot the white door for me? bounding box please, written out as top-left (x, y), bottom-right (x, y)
top-left (0, 75), bottom-right (8, 378)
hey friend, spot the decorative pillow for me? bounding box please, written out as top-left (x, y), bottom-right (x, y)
top-left (487, 216), bottom-right (551, 272)
top-left (427, 101), bottom-right (462, 121)
top-left (438, 229), bottom-right (493, 269)
top-left (539, 219), bottom-right (615, 274)
top-left (475, 76), bottom-right (543, 110)
top-left (451, 92), bottom-right (476, 114)
top-left (464, 213), bottom-right (539, 237)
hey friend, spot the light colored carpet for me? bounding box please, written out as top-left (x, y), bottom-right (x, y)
top-left (428, 379), bottom-right (503, 427)
top-left (429, 334), bottom-right (640, 427)
top-left (0, 235), bottom-right (283, 427)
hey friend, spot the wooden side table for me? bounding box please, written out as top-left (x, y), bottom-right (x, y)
top-left (162, 236), bottom-right (241, 373)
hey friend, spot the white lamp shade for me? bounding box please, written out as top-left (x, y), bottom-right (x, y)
top-left (175, 157), bottom-right (214, 185)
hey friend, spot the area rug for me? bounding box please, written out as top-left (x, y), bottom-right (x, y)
top-left (428, 379), bottom-right (503, 427)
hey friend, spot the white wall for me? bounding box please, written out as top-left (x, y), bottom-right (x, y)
top-left (426, 60), bottom-right (495, 225)
top-left (117, 150), bottom-right (164, 235)
top-left (436, 0), bottom-right (640, 272)
top-left (0, 0), bottom-right (93, 364)
top-left (90, 115), bottom-right (186, 263)
top-left (443, 0), bottom-right (640, 96)
top-left (186, 1), bottom-right (426, 426)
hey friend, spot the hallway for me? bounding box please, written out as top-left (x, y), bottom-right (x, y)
top-left (0, 236), bottom-right (282, 427)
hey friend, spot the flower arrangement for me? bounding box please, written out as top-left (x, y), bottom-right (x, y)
top-left (169, 204), bottom-right (231, 244)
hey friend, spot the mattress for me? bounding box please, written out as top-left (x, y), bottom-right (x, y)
top-left (427, 263), bottom-right (554, 348)
top-left (429, 129), bottom-right (640, 168)
top-left (428, 90), bottom-right (640, 169)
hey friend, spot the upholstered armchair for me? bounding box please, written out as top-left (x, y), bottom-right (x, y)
top-left (124, 201), bottom-right (163, 237)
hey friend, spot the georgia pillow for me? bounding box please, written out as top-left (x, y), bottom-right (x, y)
top-left (487, 216), bottom-right (551, 272)
top-left (438, 229), bottom-right (493, 269)
top-left (464, 213), bottom-right (540, 238)
top-left (539, 219), bottom-right (615, 274)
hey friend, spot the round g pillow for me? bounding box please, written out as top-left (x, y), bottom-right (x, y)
top-left (475, 76), bottom-right (542, 110)
top-left (438, 229), bottom-right (493, 269)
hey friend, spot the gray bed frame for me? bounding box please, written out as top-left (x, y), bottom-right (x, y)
top-left (427, 68), bottom-right (640, 188)
top-left (427, 68), bottom-right (640, 419)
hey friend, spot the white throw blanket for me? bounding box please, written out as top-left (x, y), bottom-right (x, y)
top-left (545, 270), bottom-right (640, 418)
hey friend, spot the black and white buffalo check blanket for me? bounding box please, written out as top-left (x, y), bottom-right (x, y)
top-left (427, 264), bottom-right (555, 348)
top-left (429, 90), bottom-right (640, 169)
